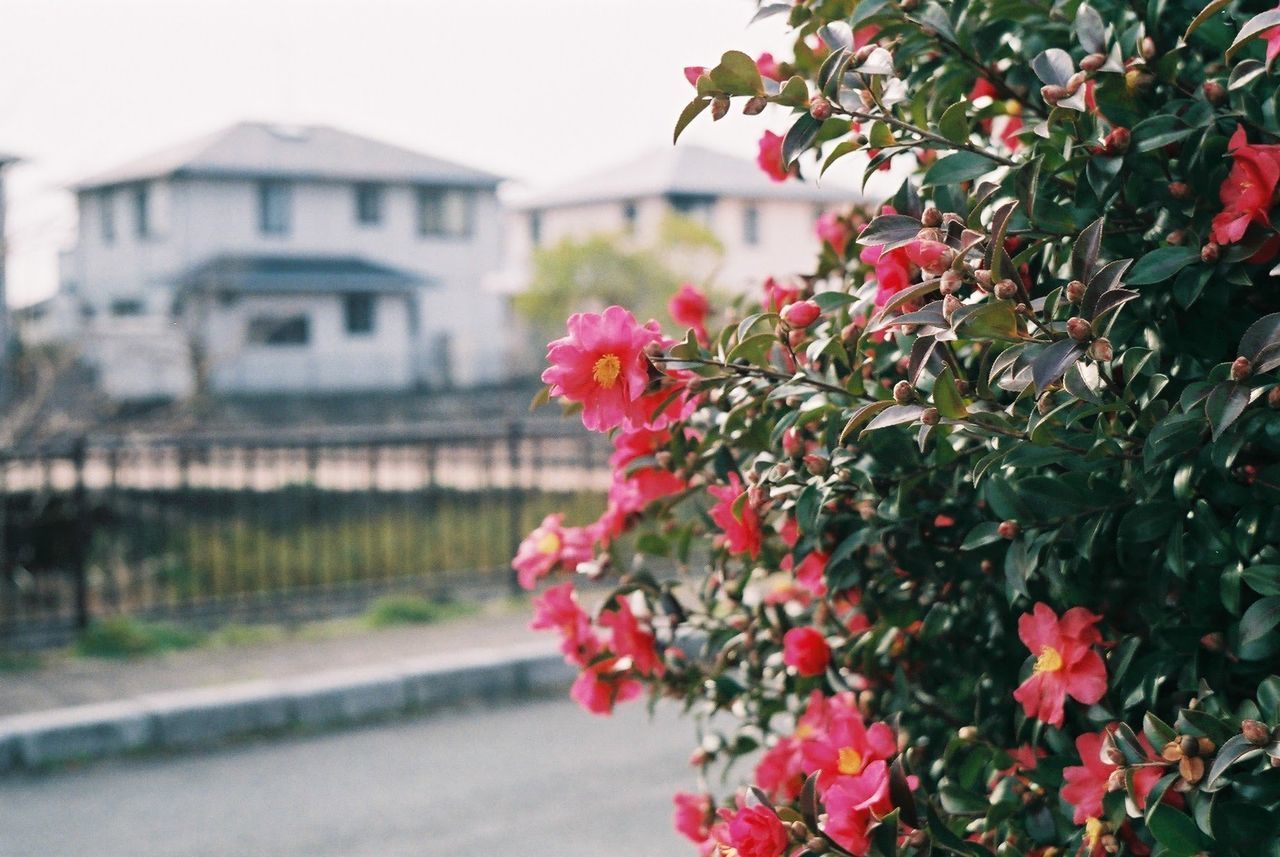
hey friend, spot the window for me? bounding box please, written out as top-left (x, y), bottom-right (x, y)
top-left (344, 293), bottom-right (375, 335)
top-left (354, 183), bottom-right (383, 226)
top-left (417, 187), bottom-right (473, 238)
top-left (99, 190), bottom-right (116, 244)
top-left (668, 193), bottom-right (716, 224)
top-left (622, 201), bottom-right (638, 233)
top-left (133, 184), bottom-right (151, 238)
top-left (529, 211), bottom-right (542, 247)
top-left (109, 298), bottom-right (145, 317)
top-left (258, 181), bottom-right (292, 235)
top-left (246, 315), bottom-right (309, 346)
top-left (743, 205), bottom-right (760, 246)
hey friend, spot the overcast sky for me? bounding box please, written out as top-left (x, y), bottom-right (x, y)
top-left (0, 0), bottom-right (879, 307)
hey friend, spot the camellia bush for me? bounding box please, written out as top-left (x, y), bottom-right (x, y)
top-left (517, 1), bottom-right (1280, 854)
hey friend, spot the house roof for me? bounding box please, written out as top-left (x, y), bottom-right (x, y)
top-left (73, 122), bottom-right (502, 191)
top-left (511, 144), bottom-right (864, 209)
top-left (0, 152), bottom-right (20, 167)
top-left (179, 255), bottom-right (429, 296)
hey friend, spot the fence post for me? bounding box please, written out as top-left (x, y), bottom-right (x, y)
top-left (505, 422), bottom-right (524, 595)
top-left (70, 437), bottom-right (91, 631)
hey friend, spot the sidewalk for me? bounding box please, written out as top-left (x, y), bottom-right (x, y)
top-left (0, 603), bottom-right (574, 774)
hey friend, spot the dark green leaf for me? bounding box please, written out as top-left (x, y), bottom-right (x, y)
top-left (1227, 9), bottom-right (1280, 61)
top-left (1031, 339), bottom-right (1085, 394)
top-left (1185, 0), bottom-right (1233, 40)
top-left (1072, 216), bottom-right (1105, 283)
top-left (862, 404), bottom-right (926, 435)
top-left (673, 97), bottom-right (710, 143)
top-left (1202, 733), bottom-right (1262, 792)
top-left (782, 113), bottom-right (823, 166)
top-left (1243, 565), bottom-right (1280, 596)
top-left (932, 365), bottom-right (969, 417)
top-left (1076, 3), bottom-right (1105, 52)
top-left (1240, 596), bottom-right (1280, 649)
top-left (857, 214), bottom-right (924, 248)
top-left (1126, 246), bottom-right (1200, 285)
top-left (939, 101), bottom-right (969, 143)
top-left (921, 151), bottom-right (994, 187)
top-left (708, 50), bottom-right (764, 96)
top-left (1147, 805), bottom-right (1210, 855)
top-left (1131, 115), bottom-right (1195, 152)
top-left (1031, 48), bottom-right (1073, 86)
top-left (1205, 381), bottom-right (1250, 441)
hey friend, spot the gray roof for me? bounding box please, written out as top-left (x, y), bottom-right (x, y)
top-left (512, 144), bottom-right (864, 209)
top-left (74, 122), bottom-right (502, 191)
top-left (0, 152), bottom-right (20, 166)
top-left (180, 255), bottom-right (429, 296)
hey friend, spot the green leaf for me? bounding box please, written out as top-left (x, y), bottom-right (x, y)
top-left (939, 101), bottom-right (969, 143)
top-left (1205, 381), bottom-right (1250, 441)
top-left (1076, 3), bottom-right (1105, 52)
top-left (821, 140), bottom-right (862, 177)
top-left (1240, 596), bottom-right (1280, 649)
top-left (1243, 565), bottom-right (1280, 596)
top-left (868, 121), bottom-right (897, 148)
top-left (772, 75), bottom-right (810, 108)
top-left (1147, 805), bottom-right (1210, 856)
top-left (954, 301), bottom-right (1023, 341)
top-left (783, 113), bottom-right (823, 166)
top-left (728, 333), bottom-right (777, 366)
top-left (1119, 504), bottom-right (1178, 544)
top-left (673, 97), bottom-right (710, 143)
top-left (1031, 339), bottom-right (1085, 394)
top-left (1238, 312), bottom-right (1280, 364)
top-left (857, 214), bottom-right (924, 248)
top-left (932, 366), bottom-right (969, 417)
top-left (1131, 115), bottom-right (1195, 152)
top-left (1125, 246), bottom-right (1200, 285)
top-left (840, 400), bottom-right (893, 443)
top-left (921, 151), bottom-right (994, 187)
top-left (1185, 0), bottom-right (1233, 40)
top-left (961, 522), bottom-right (1002, 551)
top-left (1202, 733), bottom-right (1262, 792)
top-left (1072, 216), bottom-right (1105, 283)
top-left (1030, 48), bottom-right (1073, 86)
top-left (1227, 9), bottom-right (1280, 61)
top-left (708, 50), bottom-right (764, 96)
top-left (862, 404), bottom-right (926, 435)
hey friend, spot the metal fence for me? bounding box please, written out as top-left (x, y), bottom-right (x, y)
top-left (0, 420), bottom-right (609, 648)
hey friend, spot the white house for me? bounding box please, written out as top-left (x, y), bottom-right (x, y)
top-left (0, 152), bottom-right (18, 403)
top-left (500, 144), bottom-right (866, 297)
top-left (63, 121), bottom-right (507, 400)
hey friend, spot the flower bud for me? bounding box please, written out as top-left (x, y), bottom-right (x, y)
top-left (943, 293), bottom-right (963, 322)
top-left (1105, 768), bottom-right (1126, 792)
top-left (1066, 71), bottom-right (1087, 94)
top-left (1162, 740), bottom-right (1184, 762)
top-left (921, 207), bottom-right (943, 228)
top-left (782, 427), bottom-right (802, 457)
top-left (789, 821), bottom-right (809, 840)
top-left (1201, 242), bottom-right (1220, 263)
top-left (1197, 737), bottom-right (1216, 755)
top-left (743, 95), bottom-right (767, 116)
top-left (782, 299), bottom-right (822, 328)
top-left (1041, 84), bottom-right (1068, 104)
top-left (1080, 53), bottom-right (1106, 72)
top-left (788, 328), bottom-right (806, 349)
top-left (803, 453), bottom-right (829, 476)
top-left (893, 380), bottom-right (914, 404)
top-left (1203, 80), bottom-right (1226, 104)
top-left (1103, 743), bottom-right (1126, 767)
top-left (916, 226), bottom-right (942, 243)
top-left (921, 406), bottom-right (940, 425)
top-left (806, 837), bottom-right (829, 854)
top-left (841, 321), bottom-right (861, 345)
top-left (654, 450), bottom-right (674, 469)
top-left (1243, 719), bottom-right (1272, 746)
top-left (980, 559), bottom-right (994, 574)
top-left (1167, 229), bottom-right (1186, 245)
top-left (711, 95), bottom-right (730, 121)
top-left (955, 378), bottom-right (970, 394)
top-left (994, 279), bottom-right (1019, 300)
top-left (1179, 734), bottom-right (1200, 758)
top-left (1088, 337), bottom-right (1113, 362)
top-left (1179, 755), bottom-right (1205, 784)
top-left (747, 485), bottom-right (767, 508)
top-left (1065, 279), bottom-right (1086, 303)
top-left (958, 725), bottom-right (979, 740)
top-left (1231, 356), bottom-right (1252, 381)
top-left (1200, 631), bottom-right (1225, 652)
top-left (1105, 127), bottom-right (1130, 153)
top-left (1067, 317), bottom-right (1093, 342)
top-left (1268, 387), bottom-right (1280, 409)
top-left (852, 44), bottom-right (878, 65)
top-left (809, 95), bottom-right (833, 121)
top-left (1140, 36), bottom-right (1157, 60)
top-left (936, 270), bottom-right (962, 295)
top-left (998, 519), bottom-right (1020, 539)
top-left (1168, 181), bottom-right (1190, 200)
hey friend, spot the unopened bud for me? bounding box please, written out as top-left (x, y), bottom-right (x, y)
top-left (1105, 768), bottom-right (1126, 792)
top-left (1140, 36), bottom-right (1157, 60)
top-left (1243, 719), bottom-right (1271, 746)
top-left (1103, 744), bottom-right (1126, 766)
top-left (743, 95), bottom-right (767, 116)
top-left (711, 95), bottom-right (730, 121)
top-left (893, 380), bottom-right (914, 405)
top-left (980, 559), bottom-right (994, 574)
top-left (1201, 242), bottom-right (1220, 263)
top-left (1231, 356), bottom-right (1252, 381)
top-left (1203, 80), bottom-right (1226, 104)
top-left (973, 269), bottom-right (993, 290)
top-left (747, 485), bottom-right (767, 508)
top-left (943, 294), bottom-right (963, 322)
top-left (1101, 833), bottom-right (1120, 854)
top-left (1197, 737), bottom-right (1216, 756)
top-left (806, 837), bottom-right (829, 854)
top-left (1179, 755), bottom-right (1205, 784)
top-left (921, 406), bottom-right (940, 425)
top-left (1066, 71), bottom-right (1087, 94)
top-left (1067, 317), bottom-right (1093, 341)
top-left (1268, 387), bottom-right (1280, 409)
top-left (1179, 735), bottom-right (1200, 758)
top-left (1106, 127), bottom-right (1131, 153)
top-left (955, 378), bottom-right (970, 395)
top-left (1162, 740), bottom-right (1184, 762)
top-left (939, 269), bottom-right (964, 294)
top-left (782, 299), bottom-right (822, 329)
top-left (803, 453), bottom-right (829, 476)
top-left (1201, 631), bottom-right (1225, 651)
top-left (809, 95), bottom-right (833, 121)
top-left (994, 279), bottom-right (1019, 300)
top-left (1167, 229), bottom-right (1186, 245)
top-left (1037, 393), bottom-right (1055, 415)
top-left (917, 226), bottom-right (942, 243)
top-left (852, 44), bottom-right (878, 66)
top-left (1065, 279), bottom-right (1086, 303)
top-left (998, 519), bottom-right (1020, 539)
top-left (789, 821), bottom-right (809, 840)
top-left (1168, 182), bottom-right (1190, 200)
top-left (1089, 338), bottom-right (1113, 361)
top-left (1041, 84), bottom-right (1068, 104)
top-left (1080, 53), bottom-right (1106, 72)
top-left (958, 725), bottom-right (978, 740)
top-left (654, 450), bottom-right (674, 469)
top-left (921, 207), bottom-right (943, 228)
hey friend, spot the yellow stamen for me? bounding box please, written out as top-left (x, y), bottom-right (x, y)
top-left (592, 353), bottom-right (622, 388)
top-left (1034, 645), bottom-right (1064, 673)
top-left (795, 723), bottom-right (815, 739)
top-left (1084, 817), bottom-right (1105, 848)
top-left (535, 531), bottom-right (561, 555)
top-left (837, 747), bottom-right (864, 775)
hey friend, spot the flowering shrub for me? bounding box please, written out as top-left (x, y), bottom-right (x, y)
top-left (521, 1), bottom-right (1280, 854)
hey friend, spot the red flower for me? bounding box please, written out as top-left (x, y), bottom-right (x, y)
top-left (720, 800), bottom-right (788, 857)
top-left (762, 276), bottom-right (804, 312)
top-left (1061, 730), bottom-right (1165, 825)
top-left (530, 582), bottom-right (601, 667)
top-left (1012, 603), bottom-right (1107, 727)
top-left (708, 472), bottom-right (763, 558)
top-left (859, 241), bottom-right (913, 309)
top-left (783, 627), bottom-right (831, 676)
top-left (598, 596), bottom-right (664, 676)
top-left (793, 550), bottom-right (829, 597)
top-left (904, 239), bottom-right (952, 276)
top-left (816, 211), bottom-right (851, 254)
top-left (673, 791), bottom-right (713, 847)
top-left (801, 706), bottom-right (898, 791)
top-left (755, 736), bottom-right (805, 801)
top-left (757, 131), bottom-right (795, 183)
top-left (669, 283), bottom-right (710, 344)
top-left (1211, 125), bottom-right (1280, 245)
top-left (570, 656), bottom-right (642, 715)
top-left (684, 66), bottom-right (707, 87)
top-left (782, 299), bottom-right (822, 328)
top-left (542, 305), bottom-right (665, 432)
top-left (756, 52), bottom-right (782, 82)
top-left (820, 760), bottom-right (892, 854)
top-left (512, 513), bottom-right (594, 590)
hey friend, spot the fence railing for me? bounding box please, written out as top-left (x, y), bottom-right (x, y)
top-left (0, 420), bottom-right (609, 648)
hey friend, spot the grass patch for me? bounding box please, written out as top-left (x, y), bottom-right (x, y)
top-left (204, 623), bottom-right (289, 648)
top-left (363, 594), bottom-right (478, 628)
top-left (0, 650), bottom-right (42, 672)
top-left (75, 617), bottom-right (204, 659)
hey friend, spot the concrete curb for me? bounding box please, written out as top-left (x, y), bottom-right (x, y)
top-left (0, 642), bottom-right (573, 774)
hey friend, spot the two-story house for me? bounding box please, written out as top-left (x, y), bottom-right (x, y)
top-left (0, 152), bottom-right (18, 403)
top-left (64, 121), bottom-right (506, 400)
top-left (501, 144), bottom-right (864, 297)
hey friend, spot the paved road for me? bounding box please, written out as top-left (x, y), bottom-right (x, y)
top-left (0, 697), bottom-right (697, 856)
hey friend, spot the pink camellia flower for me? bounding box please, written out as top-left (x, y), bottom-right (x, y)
top-left (598, 596), bottom-right (664, 676)
top-left (782, 299), bottom-right (822, 328)
top-left (756, 52), bottom-right (782, 81)
top-left (668, 283), bottom-right (710, 344)
top-left (757, 131), bottom-right (794, 183)
top-left (684, 66), bottom-right (707, 87)
top-left (820, 759), bottom-right (892, 854)
top-left (1264, 11), bottom-right (1280, 65)
top-left (784, 626), bottom-right (831, 676)
top-left (1061, 730), bottom-right (1166, 825)
top-left (719, 799), bottom-right (789, 857)
top-left (968, 77), bottom-right (1024, 150)
top-left (570, 656), bottom-right (643, 715)
top-left (542, 305), bottom-right (665, 433)
top-left (530, 582), bottom-right (600, 667)
top-left (781, 428), bottom-right (803, 458)
top-left (762, 276), bottom-right (804, 312)
top-left (673, 792), bottom-right (713, 848)
top-left (816, 211), bottom-right (851, 254)
top-left (1211, 125), bottom-right (1280, 245)
top-left (512, 513), bottom-right (594, 590)
top-left (793, 550), bottom-right (829, 597)
top-left (801, 706), bottom-right (898, 791)
top-left (755, 736), bottom-right (806, 801)
top-left (1012, 602), bottom-right (1107, 727)
top-left (859, 242), bottom-right (913, 309)
top-left (707, 472), bottom-right (763, 559)
top-left (905, 239), bottom-right (953, 276)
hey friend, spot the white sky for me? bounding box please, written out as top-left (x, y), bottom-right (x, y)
top-left (0, 0), bottom-right (877, 307)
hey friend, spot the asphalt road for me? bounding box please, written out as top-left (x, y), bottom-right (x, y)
top-left (0, 696), bottom-right (698, 857)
